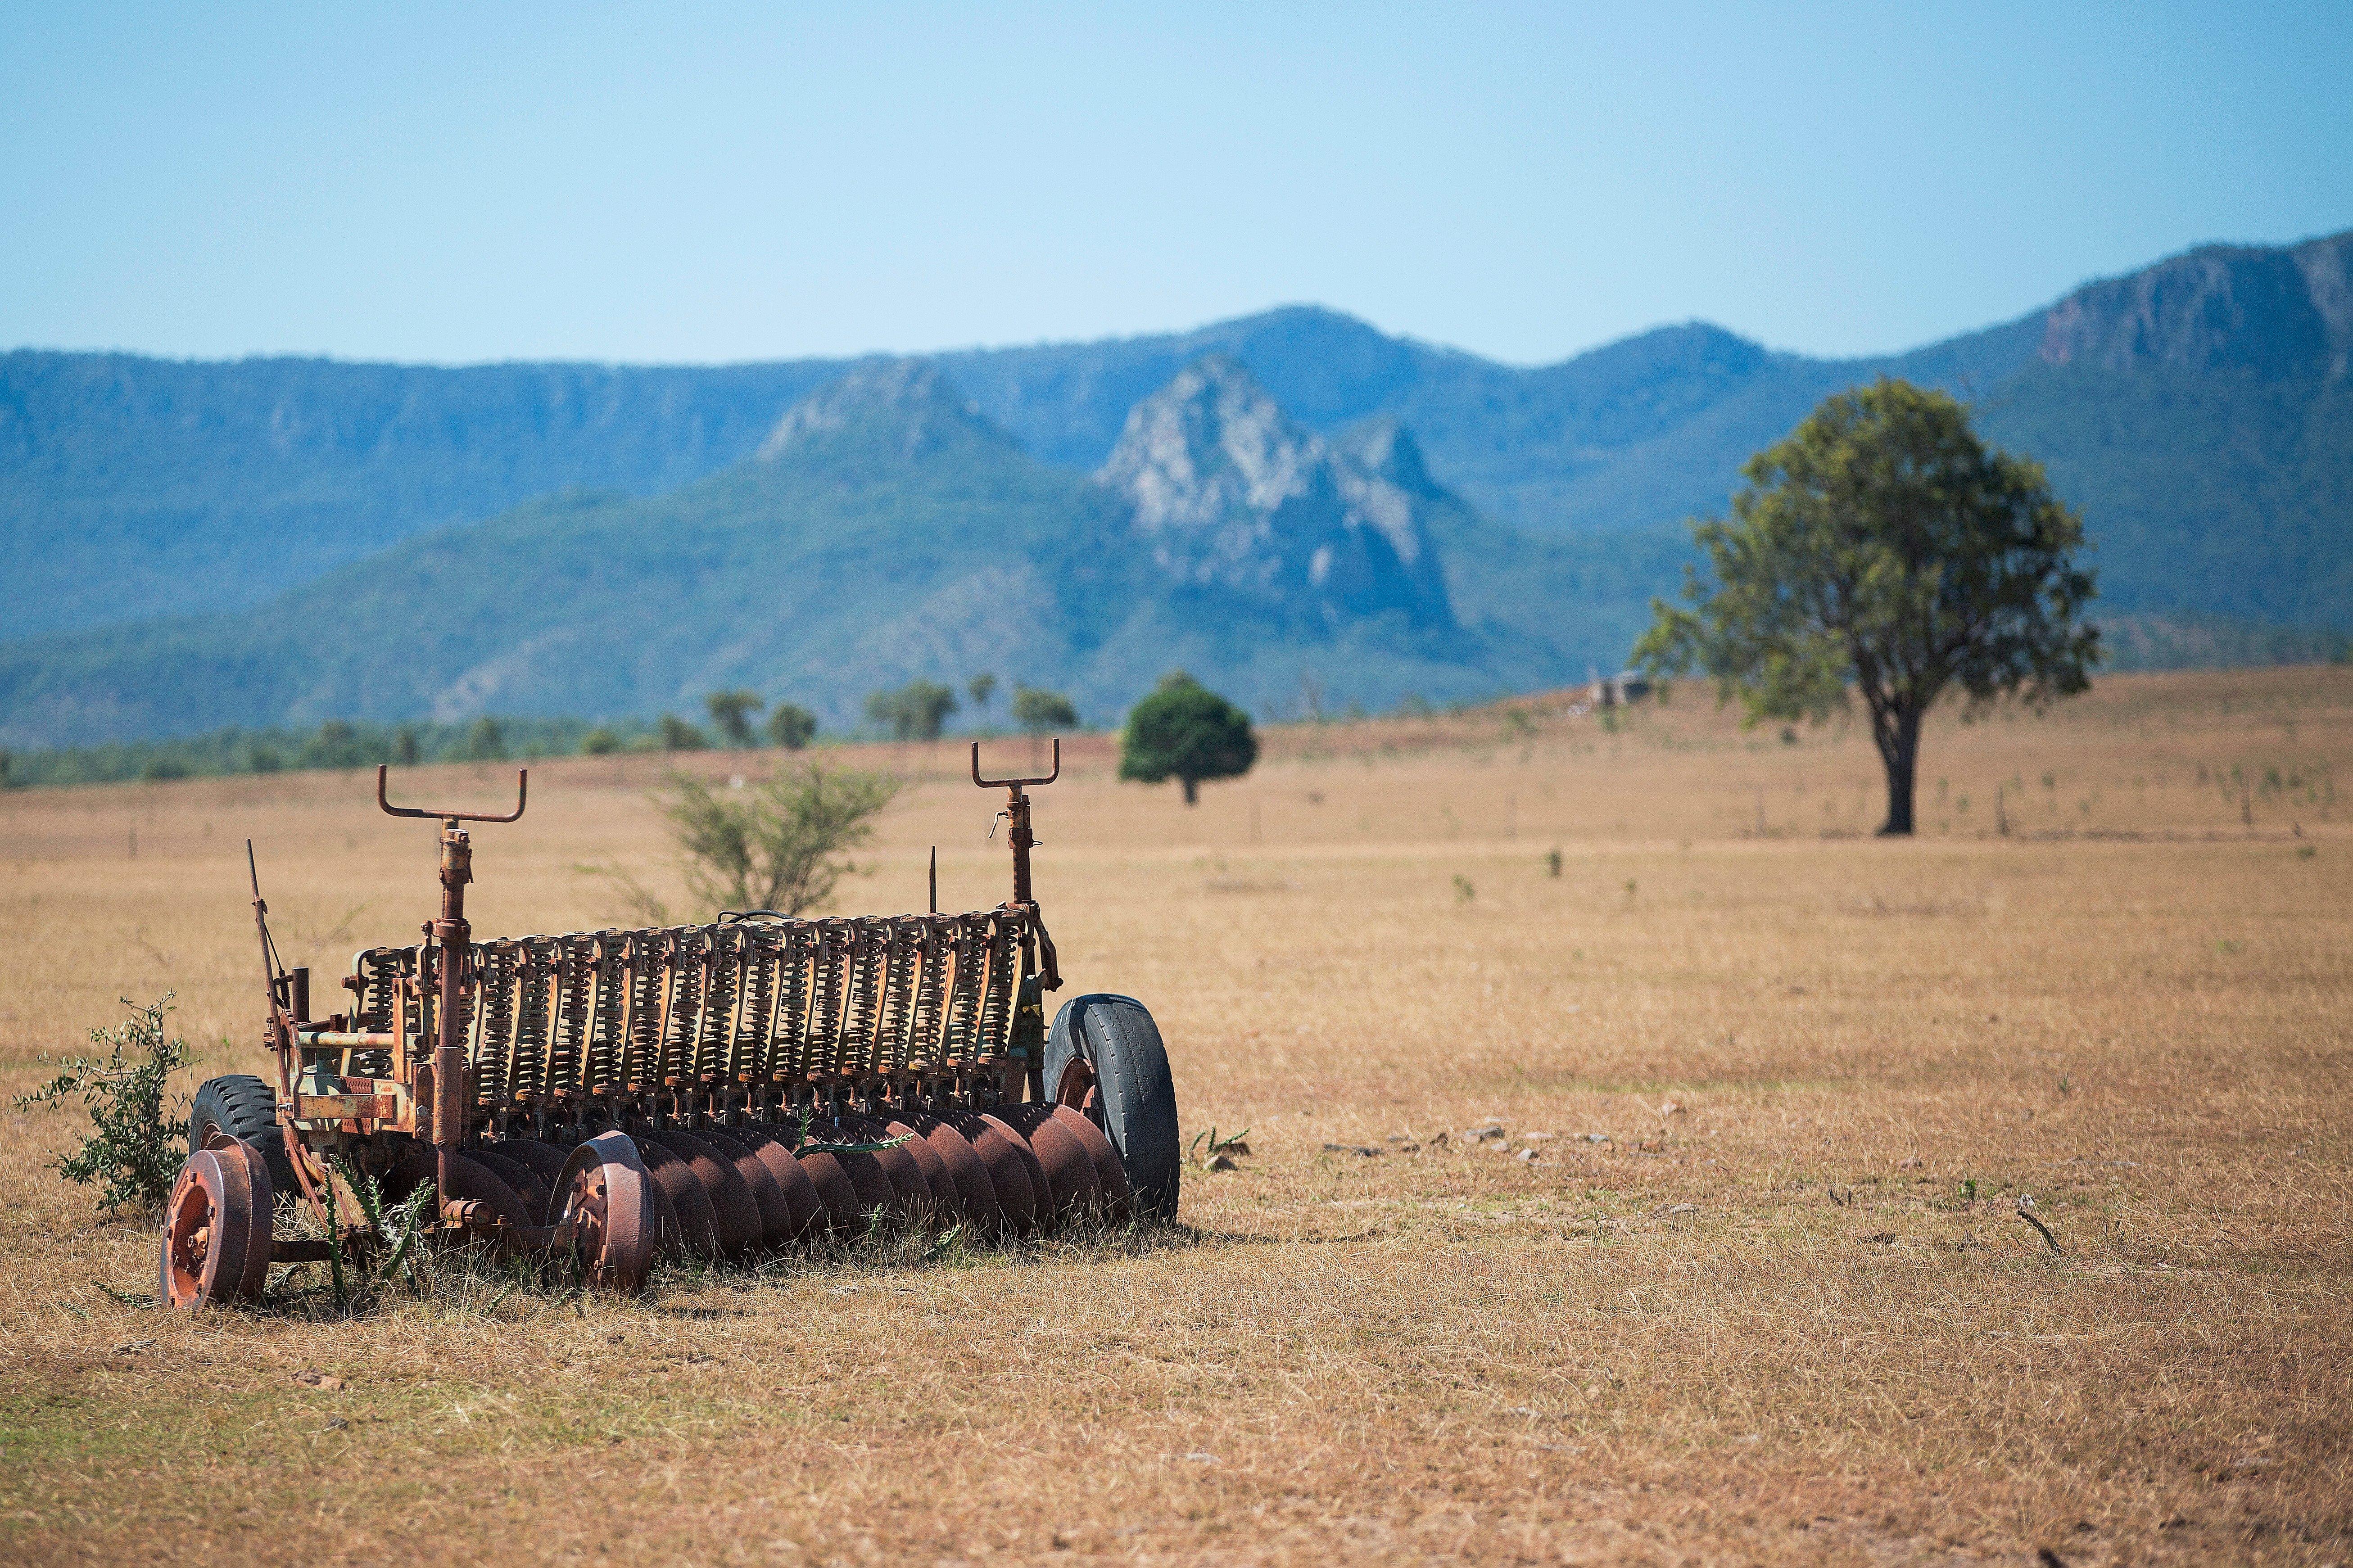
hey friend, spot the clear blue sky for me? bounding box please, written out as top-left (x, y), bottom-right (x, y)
top-left (4, 2), bottom-right (2346, 367)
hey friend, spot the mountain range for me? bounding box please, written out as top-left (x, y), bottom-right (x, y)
top-left (1, 228), bottom-right (2347, 747)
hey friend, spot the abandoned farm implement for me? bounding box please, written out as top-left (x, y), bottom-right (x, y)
top-left (161, 742), bottom-right (1182, 1307)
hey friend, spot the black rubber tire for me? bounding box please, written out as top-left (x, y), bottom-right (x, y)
top-left (1046, 994), bottom-right (1181, 1223)
top-left (189, 1074), bottom-right (296, 1194)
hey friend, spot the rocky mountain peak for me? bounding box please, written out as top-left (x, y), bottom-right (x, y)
top-left (1337, 417), bottom-right (1440, 498)
top-left (2038, 230), bottom-right (2353, 380)
top-left (757, 360), bottom-right (997, 462)
top-left (1096, 356), bottom-right (1452, 628)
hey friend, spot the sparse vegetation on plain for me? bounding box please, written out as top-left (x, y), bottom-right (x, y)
top-left (0, 667), bottom-right (2346, 1563)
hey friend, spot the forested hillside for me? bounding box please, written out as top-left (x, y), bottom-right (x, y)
top-left (0, 229), bottom-right (2345, 746)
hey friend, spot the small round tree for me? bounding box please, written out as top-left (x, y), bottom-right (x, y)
top-left (765, 702), bottom-right (817, 751)
top-left (1636, 379), bottom-right (2097, 836)
top-left (1120, 672), bottom-right (1257, 806)
top-left (705, 689), bottom-right (765, 747)
top-left (865, 680), bottom-right (959, 741)
top-left (1012, 684), bottom-right (1078, 736)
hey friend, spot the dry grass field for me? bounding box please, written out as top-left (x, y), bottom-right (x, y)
top-left (0, 667), bottom-right (2347, 1566)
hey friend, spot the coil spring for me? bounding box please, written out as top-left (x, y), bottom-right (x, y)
top-left (806, 921), bottom-right (849, 1075)
top-left (941, 915), bottom-right (984, 1064)
top-left (660, 929), bottom-right (705, 1085)
top-left (510, 937), bottom-right (555, 1101)
top-left (474, 941), bottom-right (520, 1103)
top-left (696, 926), bottom-right (740, 1082)
top-left (906, 917), bottom-right (950, 1065)
top-left (732, 926), bottom-right (778, 1080)
top-left (772, 926), bottom-right (814, 1080)
top-left (876, 917), bottom-right (920, 1072)
top-left (546, 934), bottom-right (595, 1098)
top-left (584, 932), bottom-right (626, 1095)
top-left (839, 919), bottom-right (887, 1075)
top-left (976, 912), bottom-right (1019, 1056)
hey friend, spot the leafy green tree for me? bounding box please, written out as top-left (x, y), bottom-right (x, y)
top-left (394, 727), bottom-right (421, 765)
top-left (705, 689), bottom-right (765, 747)
top-left (659, 714), bottom-right (708, 751)
top-left (1635, 379), bottom-right (2097, 836)
top-left (968, 673), bottom-right (998, 718)
top-left (580, 727), bottom-right (624, 755)
top-left (1012, 685), bottom-right (1078, 736)
top-left (463, 716), bottom-right (507, 762)
top-left (585, 764), bottom-right (900, 922)
top-left (765, 702), bottom-right (817, 750)
top-left (1120, 672), bottom-right (1257, 805)
top-left (865, 680), bottom-right (959, 741)
top-left (307, 719), bottom-right (365, 769)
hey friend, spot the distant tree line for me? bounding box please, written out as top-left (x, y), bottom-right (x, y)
top-left (0, 714), bottom-right (618, 791)
top-left (0, 668), bottom-right (1297, 803)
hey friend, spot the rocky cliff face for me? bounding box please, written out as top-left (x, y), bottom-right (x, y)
top-left (1096, 355), bottom-right (1454, 629)
top-left (2039, 230), bottom-right (2352, 380)
top-left (757, 359), bottom-right (1005, 462)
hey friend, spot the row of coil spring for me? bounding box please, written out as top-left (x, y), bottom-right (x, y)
top-left (348, 910), bottom-right (1026, 1108)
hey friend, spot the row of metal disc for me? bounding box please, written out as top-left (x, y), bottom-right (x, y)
top-left (401, 1102), bottom-right (1132, 1257)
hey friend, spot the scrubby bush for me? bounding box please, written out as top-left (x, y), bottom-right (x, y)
top-left (14, 995), bottom-right (190, 1215)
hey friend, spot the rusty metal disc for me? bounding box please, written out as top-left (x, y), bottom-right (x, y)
top-left (894, 1112), bottom-right (1003, 1235)
top-left (999, 1103), bottom-right (1103, 1222)
top-left (773, 1130), bottom-right (870, 1235)
top-left (1049, 1104), bottom-right (1133, 1221)
top-left (941, 1109), bottom-right (1037, 1233)
top-left (643, 1157), bottom-right (685, 1255)
top-left (855, 1111), bottom-right (960, 1223)
top-left (697, 1127), bottom-right (796, 1247)
top-left (389, 1145), bottom-right (538, 1231)
top-left (159, 1142), bottom-right (271, 1310)
top-left (828, 1111), bottom-right (932, 1215)
top-left (497, 1138), bottom-right (573, 1190)
top-left (967, 1111), bottom-right (1048, 1233)
top-left (552, 1131), bottom-right (655, 1292)
top-left (644, 1130), bottom-right (763, 1256)
top-left (725, 1125), bottom-right (828, 1242)
top-left (471, 1147), bottom-right (551, 1220)
top-left (632, 1136), bottom-right (723, 1257)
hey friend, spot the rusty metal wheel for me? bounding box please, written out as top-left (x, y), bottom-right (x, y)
top-left (552, 1132), bottom-right (656, 1292)
top-left (158, 1139), bottom-right (273, 1310)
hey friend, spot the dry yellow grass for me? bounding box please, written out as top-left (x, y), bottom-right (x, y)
top-left (0, 668), bottom-right (2347, 1565)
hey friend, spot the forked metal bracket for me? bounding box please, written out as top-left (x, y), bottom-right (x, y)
top-left (376, 764), bottom-right (529, 824)
top-left (972, 738), bottom-right (1059, 790)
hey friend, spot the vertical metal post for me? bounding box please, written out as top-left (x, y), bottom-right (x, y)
top-left (1004, 785), bottom-right (1034, 906)
top-left (432, 820), bottom-right (472, 1214)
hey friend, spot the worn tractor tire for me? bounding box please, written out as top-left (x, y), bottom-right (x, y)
top-left (1046, 994), bottom-right (1181, 1223)
top-left (189, 1075), bottom-right (296, 1194)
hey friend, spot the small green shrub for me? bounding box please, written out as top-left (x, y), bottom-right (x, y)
top-left (14, 995), bottom-right (190, 1215)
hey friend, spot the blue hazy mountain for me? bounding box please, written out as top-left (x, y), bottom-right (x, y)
top-left (3, 357), bottom-right (1691, 746)
top-left (0, 229), bottom-right (2345, 746)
